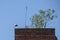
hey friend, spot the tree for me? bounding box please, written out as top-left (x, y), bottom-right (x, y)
top-left (31, 9), bottom-right (56, 28)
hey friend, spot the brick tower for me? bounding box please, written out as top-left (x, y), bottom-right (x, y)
top-left (15, 28), bottom-right (57, 40)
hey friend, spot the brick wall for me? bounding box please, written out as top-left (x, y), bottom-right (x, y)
top-left (15, 28), bottom-right (57, 40)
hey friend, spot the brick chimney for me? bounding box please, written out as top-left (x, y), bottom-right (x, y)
top-left (15, 28), bottom-right (57, 40)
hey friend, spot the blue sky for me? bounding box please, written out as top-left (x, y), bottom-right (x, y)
top-left (0, 0), bottom-right (60, 40)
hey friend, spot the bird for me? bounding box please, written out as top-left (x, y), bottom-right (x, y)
top-left (14, 24), bottom-right (18, 27)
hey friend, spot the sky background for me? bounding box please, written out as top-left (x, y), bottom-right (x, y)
top-left (0, 0), bottom-right (60, 40)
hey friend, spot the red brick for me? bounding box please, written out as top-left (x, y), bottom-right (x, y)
top-left (15, 28), bottom-right (57, 40)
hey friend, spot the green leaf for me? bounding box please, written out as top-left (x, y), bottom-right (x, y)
top-left (39, 10), bottom-right (45, 14)
top-left (52, 9), bottom-right (55, 13)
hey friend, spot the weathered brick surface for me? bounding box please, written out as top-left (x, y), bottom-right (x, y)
top-left (15, 28), bottom-right (57, 40)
